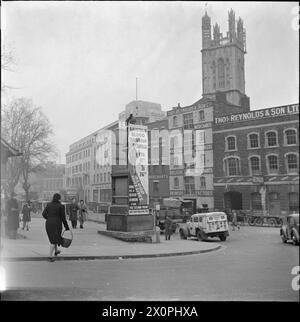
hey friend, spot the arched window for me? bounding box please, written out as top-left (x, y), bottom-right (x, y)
top-left (289, 192), bottom-right (299, 212)
top-left (224, 157), bottom-right (240, 176)
top-left (226, 58), bottom-right (230, 87)
top-left (249, 156), bottom-right (261, 175)
top-left (173, 116), bottom-right (178, 127)
top-left (212, 61), bottom-right (216, 90)
top-left (184, 176), bottom-right (195, 194)
top-left (199, 110), bottom-right (205, 121)
top-left (217, 58), bottom-right (225, 88)
top-left (285, 153), bottom-right (299, 173)
top-left (266, 131), bottom-right (278, 147)
top-left (267, 155), bottom-right (279, 173)
top-left (251, 192), bottom-right (262, 210)
top-left (248, 133), bottom-right (260, 149)
top-left (284, 129), bottom-right (297, 145)
top-left (226, 136), bottom-right (236, 151)
top-left (174, 177), bottom-right (179, 189)
top-left (200, 176), bottom-right (206, 188)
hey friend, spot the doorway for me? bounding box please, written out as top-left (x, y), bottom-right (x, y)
top-left (224, 191), bottom-right (243, 210)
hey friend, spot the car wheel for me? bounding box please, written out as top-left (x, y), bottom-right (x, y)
top-left (291, 234), bottom-right (299, 246)
top-left (179, 229), bottom-right (187, 240)
top-left (281, 233), bottom-right (287, 243)
top-left (197, 230), bottom-right (206, 241)
top-left (219, 234), bottom-right (227, 241)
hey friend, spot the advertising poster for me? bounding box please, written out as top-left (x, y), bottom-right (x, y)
top-left (128, 124), bottom-right (149, 215)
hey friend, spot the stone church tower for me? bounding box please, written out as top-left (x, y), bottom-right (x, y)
top-left (201, 9), bottom-right (249, 108)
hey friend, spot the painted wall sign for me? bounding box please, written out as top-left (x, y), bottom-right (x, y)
top-left (214, 104), bottom-right (299, 125)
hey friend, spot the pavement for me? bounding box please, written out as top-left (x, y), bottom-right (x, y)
top-left (0, 217), bottom-right (221, 261)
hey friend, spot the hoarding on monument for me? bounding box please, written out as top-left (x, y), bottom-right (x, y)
top-left (128, 124), bottom-right (149, 215)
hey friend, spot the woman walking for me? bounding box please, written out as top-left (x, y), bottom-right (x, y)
top-left (78, 200), bottom-right (88, 229)
top-left (42, 193), bottom-right (70, 262)
top-left (21, 200), bottom-right (32, 231)
top-left (68, 198), bottom-right (79, 229)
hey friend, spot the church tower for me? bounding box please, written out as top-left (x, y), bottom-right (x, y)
top-left (201, 9), bottom-right (249, 108)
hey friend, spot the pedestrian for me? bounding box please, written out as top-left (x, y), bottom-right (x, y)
top-left (21, 200), bottom-right (32, 231)
top-left (68, 198), bottom-right (79, 229)
top-left (42, 193), bottom-right (70, 262)
top-left (164, 215), bottom-right (173, 240)
top-left (232, 210), bottom-right (240, 231)
top-left (78, 200), bottom-right (88, 229)
top-left (6, 192), bottom-right (20, 239)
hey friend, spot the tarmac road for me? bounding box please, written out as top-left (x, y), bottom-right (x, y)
top-left (1, 226), bottom-right (299, 301)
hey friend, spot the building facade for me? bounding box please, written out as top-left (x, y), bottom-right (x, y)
top-left (166, 98), bottom-right (215, 211)
top-left (213, 104), bottom-right (299, 215)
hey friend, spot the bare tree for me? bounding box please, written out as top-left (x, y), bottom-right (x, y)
top-left (1, 97), bottom-right (58, 199)
top-left (1, 41), bottom-right (18, 93)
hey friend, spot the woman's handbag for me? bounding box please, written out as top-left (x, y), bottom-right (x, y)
top-left (61, 229), bottom-right (73, 248)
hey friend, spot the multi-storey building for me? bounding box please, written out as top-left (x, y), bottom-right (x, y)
top-left (213, 104), bottom-right (299, 215)
top-left (166, 99), bottom-right (215, 211)
top-left (64, 121), bottom-right (117, 203)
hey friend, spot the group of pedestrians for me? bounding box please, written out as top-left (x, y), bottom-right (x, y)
top-left (68, 198), bottom-right (88, 229)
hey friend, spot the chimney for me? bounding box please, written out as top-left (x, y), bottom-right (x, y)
top-left (177, 103), bottom-right (181, 108)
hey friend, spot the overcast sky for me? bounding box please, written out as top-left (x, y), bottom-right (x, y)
top-left (2, 1), bottom-right (299, 162)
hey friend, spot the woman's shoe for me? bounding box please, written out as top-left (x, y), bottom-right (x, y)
top-left (48, 257), bottom-right (55, 262)
top-left (54, 250), bottom-right (61, 256)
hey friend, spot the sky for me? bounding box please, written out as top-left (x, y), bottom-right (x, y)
top-left (2, 1), bottom-right (299, 162)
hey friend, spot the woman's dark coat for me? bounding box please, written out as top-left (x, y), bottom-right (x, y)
top-left (6, 198), bottom-right (19, 231)
top-left (22, 204), bottom-right (31, 222)
top-left (42, 201), bottom-right (69, 245)
top-left (68, 203), bottom-right (79, 221)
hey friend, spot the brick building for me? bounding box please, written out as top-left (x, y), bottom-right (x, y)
top-left (213, 104), bottom-right (299, 215)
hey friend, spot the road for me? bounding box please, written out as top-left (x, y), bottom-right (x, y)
top-left (1, 226), bottom-right (299, 301)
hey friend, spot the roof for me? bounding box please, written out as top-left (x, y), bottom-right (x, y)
top-left (1, 138), bottom-right (22, 157)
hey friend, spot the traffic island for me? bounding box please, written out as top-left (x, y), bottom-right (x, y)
top-left (98, 228), bottom-right (160, 243)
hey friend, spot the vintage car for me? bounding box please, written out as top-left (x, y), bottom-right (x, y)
top-left (178, 212), bottom-right (229, 241)
top-left (280, 213), bottom-right (299, 245)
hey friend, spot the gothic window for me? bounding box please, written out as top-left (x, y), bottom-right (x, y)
top-left (212, 61), bottom-right (216, 90)
top-left (217, 58), bottom-right (225, 88)
top-left (226, 58), bottom-right (230, 87)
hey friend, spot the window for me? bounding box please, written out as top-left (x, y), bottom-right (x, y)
top-left (249, 156), bottom-right (260, 175)
top-left (200, 176), bottom-right (206, 188)
top-left (184, 176), bottom-right (195, 195)
top-left (212, 61), bottom-right (216, 90)
top-left (199, 110), bottom-right (205, 121)
top-left (267, 155), bottom-right (279, 173)
top-left (224, 157), bottom-right (240, 176)
top-left (217, 58), bottom-right (225, 88)
top-left (174, 177), bottom-right (179, 189)
top-left (104, 173), bottom-right (107, 182)
top-left (251, 192), bottom-right (262, 210)
top-left (248, 133), bottom-right (259, 148)
top-left (269, 192), bottom-right (279, 202)
top-left (285, 129), bottom-right (297, 145)
top-left (153, 181), bottom-right (159, 194)
top-left (289, 192), bottom-right (299, 212)
top-left (96, 174), bottom-right (99, 183)
top-left (266, 131), bottom-right (278, 147)
top-left (173, 116), bottom-right (178, 127)
top-left (183, 113), bottom-right (194, 129)
top-left (226, 136), bottom-right (236, 151)
top-left (286, 154), bottom-right (298, 173)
